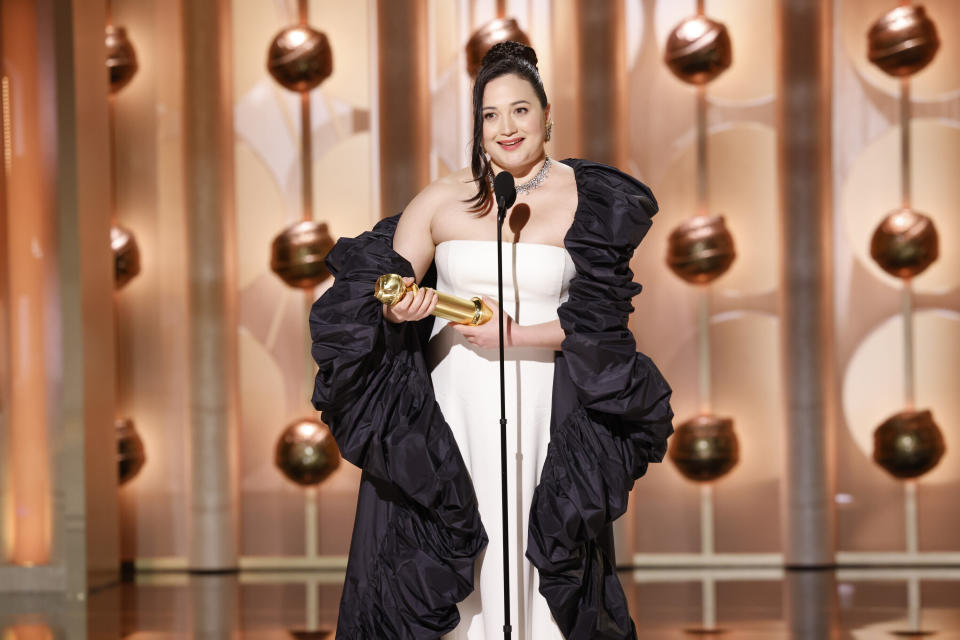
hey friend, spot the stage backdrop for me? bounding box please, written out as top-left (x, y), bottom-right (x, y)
top-left (99, 0), bottom-right (960, 587)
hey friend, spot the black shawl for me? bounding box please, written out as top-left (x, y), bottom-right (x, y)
top-left (310, 159), bottom-right (674, 639)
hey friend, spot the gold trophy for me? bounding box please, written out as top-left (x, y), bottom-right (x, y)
top-left (374, 273), bottom-right (492, 325)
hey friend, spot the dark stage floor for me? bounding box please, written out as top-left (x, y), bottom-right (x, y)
top-left (2, 567), bottom-right (960, 638)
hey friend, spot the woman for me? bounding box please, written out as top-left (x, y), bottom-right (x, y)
top-left (310, 42), bottom-right (673, 640)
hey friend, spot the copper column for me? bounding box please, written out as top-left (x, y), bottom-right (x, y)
top-left (777, 0), bottom-right (835, 567)
top-left (182, 0), bottom-right (240, 571)
top-left (376, 0), bottom-right (430, 218)
top-left (575, 0), bottom-right (626, 169)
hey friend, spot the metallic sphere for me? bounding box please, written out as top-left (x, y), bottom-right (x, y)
top-left (116, 418), bottom-right (146, 485)
top-left (873, 409), bottom-right (945, 479)
top-left (867, 4), bottom-right (940, 77)
top-left (666, 214), bottom-right (736, 285)
top-left (870, 208), bottom-right (939, 279)
top-left (669, 414), bottom-right (739, 483)
top-left (267, 25), bottom-right (333, 92)
top-left (106, 25), bottom-right (138, 94)
top-left (664, 15), bottom-right (732, 85)
top-left (275, 418), bottom-right (341, 487)
top-left (111, 224), bottom-right (141, 290)
top-left (465, 18), bottom-right (531, 78)
top-left (374, 273), bottom-right (410, 306)
top-left (270, 220), bottom-right (335, 289)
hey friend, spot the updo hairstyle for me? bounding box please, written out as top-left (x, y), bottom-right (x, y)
top-left (466, 41), bottom-right (548, 214)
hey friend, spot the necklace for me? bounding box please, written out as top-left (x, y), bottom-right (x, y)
top-left (516, 156), bottom-right (551, 195)
top-left (488, 156), bottom-right (552, 197)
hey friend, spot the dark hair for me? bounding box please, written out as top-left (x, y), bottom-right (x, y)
top-left (466, 41), bottom-right (548, 214)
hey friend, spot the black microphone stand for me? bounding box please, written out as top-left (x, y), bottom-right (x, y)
top-left (496, 191), bottom-right (512, 640)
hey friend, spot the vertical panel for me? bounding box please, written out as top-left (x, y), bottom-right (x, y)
top-left (575, 0), bottom-right (626, 168)
top-left (2, 0), bottom-right (55, 568)
top-left (832, 0), bottom-right (960, 559)
top-left (377, 0), bottom-right (430, 217)
top-left (183, 0), bottom-right (240, 571)
top-left (232, 0), bottom-right (370, 560)
top-left (0, 2), bottom-right (8, 563)
top-left (113, 0), bottom-right (191, 561)
top-left (61, 0), bottom-right (118, 589)
top-left (778, 0), bottom-right (835, 566)
top-left (0, 0), bottom-right (118, 592)
top-left (549, 0), bottom-right (581, 158)
top-left (628, 0), bottom-right (785, 562)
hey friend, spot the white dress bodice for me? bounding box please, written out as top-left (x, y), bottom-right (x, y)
top-left (428, 240), bottom-right (575, 640)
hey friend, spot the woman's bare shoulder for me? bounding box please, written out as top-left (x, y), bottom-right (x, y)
top-left (397, 168), bottom-right (475, 246)
top-left (405, 167), bottom-right (473, 211)
top-left (429, 167), bottom-right (476, 199)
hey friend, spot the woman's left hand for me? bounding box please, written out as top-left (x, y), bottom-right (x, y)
top-left (449, 296), bottom-right (517, 349)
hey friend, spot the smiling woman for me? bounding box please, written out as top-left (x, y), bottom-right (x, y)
top-left (310, 41), bottom-right (674, 640)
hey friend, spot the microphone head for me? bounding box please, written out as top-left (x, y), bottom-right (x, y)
top-left (493, 171), bottom-right (517, 210)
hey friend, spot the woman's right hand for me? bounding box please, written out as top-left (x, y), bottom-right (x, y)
top-left (382, 277), bottom-right (439, 323)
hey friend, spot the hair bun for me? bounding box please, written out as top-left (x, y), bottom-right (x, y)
top-left (481, 41), bottom-right (538, 70)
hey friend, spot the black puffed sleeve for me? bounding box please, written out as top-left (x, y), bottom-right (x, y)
top-left (527, 160), bottom-right (674, 640)
top-left (310, 215), bottom-right (486, 638)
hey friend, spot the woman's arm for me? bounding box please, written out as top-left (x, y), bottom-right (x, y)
top-left (450, 297), bottom-right (565, 350)
top-left (385, 184), bottom-right (443, 323)
top-left (393, 184), bottom-right (440, 281)
top-left (513, 318), bottom-right (565, 349)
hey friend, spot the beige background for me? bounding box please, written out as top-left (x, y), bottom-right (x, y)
top-left (5, 0), bottom-right (957, 568)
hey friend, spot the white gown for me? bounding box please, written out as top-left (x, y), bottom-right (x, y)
top-left (428, 240), bottom-right (575, 640)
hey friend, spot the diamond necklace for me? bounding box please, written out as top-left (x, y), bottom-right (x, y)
top-left (488, 156), bottom-right (552, 197)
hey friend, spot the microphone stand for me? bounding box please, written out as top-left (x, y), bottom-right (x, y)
top-left (496, 193), bottom-right (512, 640)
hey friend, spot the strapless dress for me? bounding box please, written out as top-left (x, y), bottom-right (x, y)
top-left (428, 239), bottom-right (575, 640)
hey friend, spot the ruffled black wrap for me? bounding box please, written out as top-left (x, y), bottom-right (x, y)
top-left (526, 159), bottom-right (674, 640)
top-left (310, 159), bottom-right (673, 639)
top-left (310, 217), bottom-right (487, 638)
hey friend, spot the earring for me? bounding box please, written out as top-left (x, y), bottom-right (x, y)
top-left (545, 120), bottom-right (554, 142)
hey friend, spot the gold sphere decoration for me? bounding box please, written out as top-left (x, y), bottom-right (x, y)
top-left (374, 273), bottom-right (410, 306)
top-left (116, 418), bottom-right (146, 485)
top-left (867, 4), bottom-right (940, 78)
top-left (669, 414), bottom-right (739, 483)
top-left (111, 224), bottom-right (141, 290)
top-left (870, 207), bottom-right (938, 279)
top-left (666, 214), bottom-right (736, 285)
top-left (270, 220), bottom-right (335, 289)
top-left (664, 15), bottom-right (732, 85)
top-left (106, 25), bottom-right (138, 94)
top-left (267, 25), bottom-right (333, 92)
top-left (275, 418), bottom-right (341, 487)
top-left (873, 409), bottom-right (945, 479)
top-left (465, 18), bottom-right (531, 78)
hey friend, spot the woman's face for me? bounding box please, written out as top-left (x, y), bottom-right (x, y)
top-left (481, 73), bottom-right (550, 174)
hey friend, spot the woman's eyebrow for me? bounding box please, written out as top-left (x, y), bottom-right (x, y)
top-left (482, 100), bottom-right (531, 110)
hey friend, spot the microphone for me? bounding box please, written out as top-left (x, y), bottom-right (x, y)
top-left (490, 171), bottom-right (514, 640)
top-left (493, 171), bottom-right (516, 224)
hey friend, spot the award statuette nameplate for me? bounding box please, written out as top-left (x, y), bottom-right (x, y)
top-left (375, 273), bottom-right (492, 326)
